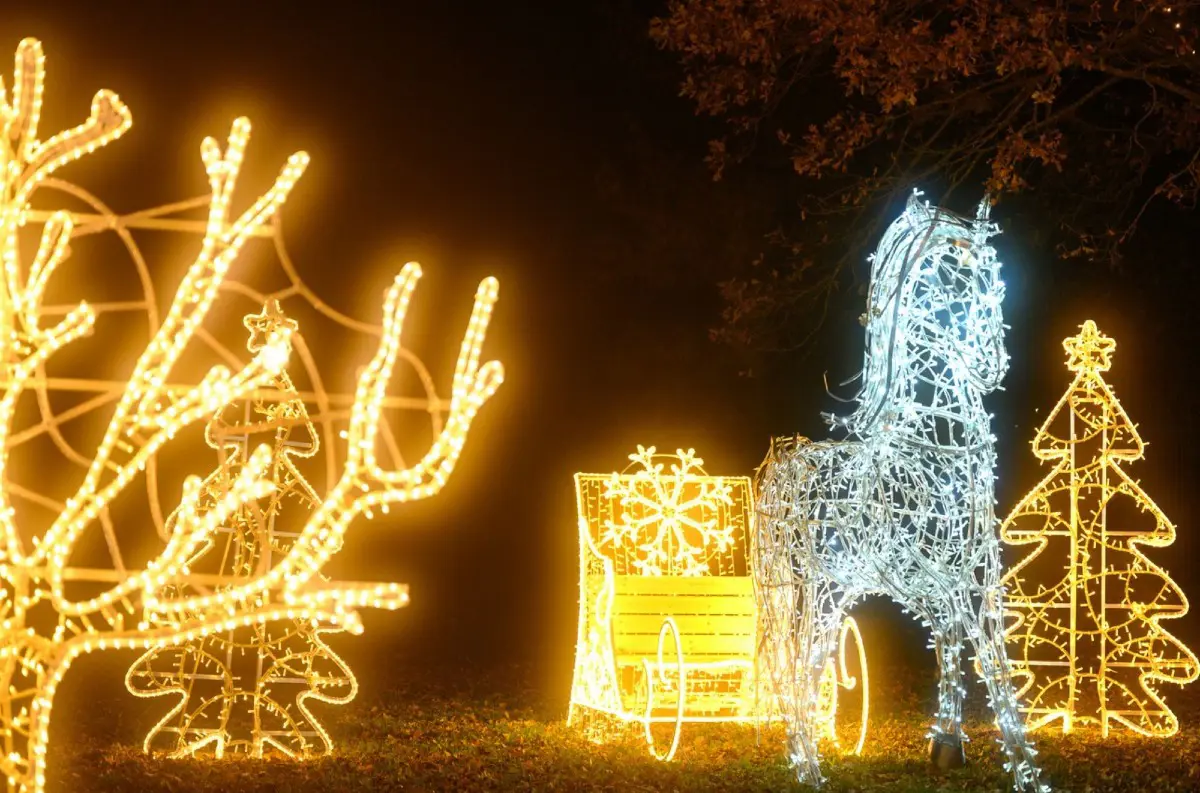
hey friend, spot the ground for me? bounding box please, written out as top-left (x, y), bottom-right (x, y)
top-left (49, 655), bottom-right (1199, 792)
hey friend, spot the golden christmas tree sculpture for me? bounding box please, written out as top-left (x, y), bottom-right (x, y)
top-left (126, 301), bottom-right (356, 758)
top-left (1001, 320), bottom-right (1198, 736)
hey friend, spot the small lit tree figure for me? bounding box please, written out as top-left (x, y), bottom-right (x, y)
top-left (1002, 320), bottom-right (1198, 737)
top-left (127, 301), bottom-right (355, 758)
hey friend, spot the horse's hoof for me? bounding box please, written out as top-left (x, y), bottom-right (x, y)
top-left (928, 733), bottom-right (966, 771)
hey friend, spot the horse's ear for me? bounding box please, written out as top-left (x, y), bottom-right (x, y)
top-left (975, 194), bottom-right (993, 222)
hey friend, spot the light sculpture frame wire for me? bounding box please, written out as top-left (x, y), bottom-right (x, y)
top-left (754, 192), bottom-right (1047, 792)
top-left (0, 37), bottom-right (504, 791)
top-left (568, 446), bottom-right (869, 761)
top-left (1001, 320), bottom-right (1198, 737)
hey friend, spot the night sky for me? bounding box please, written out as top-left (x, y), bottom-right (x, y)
top-left (6, 0), bottom-right (1198, 704)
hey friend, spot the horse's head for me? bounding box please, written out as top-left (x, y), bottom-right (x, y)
top-left (917, 195), bottom-right (1008, 393)
top-left (833, 192), bottom-right (1007, 434)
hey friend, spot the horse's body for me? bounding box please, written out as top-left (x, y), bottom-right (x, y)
top-left (754, 194), bottom-right (1047, 792)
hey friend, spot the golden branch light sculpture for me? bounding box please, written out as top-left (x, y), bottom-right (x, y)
top-left (569, 446), bottom-right (868, 761)
top-left (1001, 320), bottom-right (1197, 737)
top-left (0, 37), bottom-right (503, 792)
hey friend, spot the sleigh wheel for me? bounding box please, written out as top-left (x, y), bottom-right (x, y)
top-left (835, 616), bottom-right (870, 755)
top-left (642, 617), bottom-right (685, 761)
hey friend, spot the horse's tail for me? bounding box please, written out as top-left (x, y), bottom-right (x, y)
top-left (753, 434), bottom-right (811, 493)
top-left (752, 434), bottom-right (815, 587)
top-left (751, 435), bottom-right (815, 734)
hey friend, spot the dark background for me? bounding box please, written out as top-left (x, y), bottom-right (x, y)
top-left (5, 0), bottom-right (1197, 714)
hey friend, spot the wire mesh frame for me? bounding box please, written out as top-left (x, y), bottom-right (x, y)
top-left (752, 194), bottom-right (1045, 793)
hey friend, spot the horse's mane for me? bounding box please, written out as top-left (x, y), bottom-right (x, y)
top-left (828, 192), bottom-right (997, 436)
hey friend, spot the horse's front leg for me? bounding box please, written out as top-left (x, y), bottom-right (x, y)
top-left (924, 604), bottom-right (968, 770)
top-left (755, 538), bottom-right (809, 776)
top-left (963, 588), bottom-right (1048, 793)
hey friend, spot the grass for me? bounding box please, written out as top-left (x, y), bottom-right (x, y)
top-left (50, 658), bottom-right (1200, 792)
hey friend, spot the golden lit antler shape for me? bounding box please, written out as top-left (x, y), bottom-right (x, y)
top-left (143, 262), bottom-right (504, 616)
top-left (32, 117), bottom-right (307, 618)
top-left (0, 37), bottom-right (333, 793)
top-left (0, 36), bottom-right (505, 792)
top-left (0, 38), bottom-right (131, 209)
top-left (124, 277), bottom-right (503, 759)
top-left (0, 38), bottom-right (133, 562)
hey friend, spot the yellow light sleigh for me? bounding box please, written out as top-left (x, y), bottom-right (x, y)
top-left (568, 446), bottom-right (868, 760)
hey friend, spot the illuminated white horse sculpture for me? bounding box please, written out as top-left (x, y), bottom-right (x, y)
top-left (754, 193), bottom-right (1047, 792)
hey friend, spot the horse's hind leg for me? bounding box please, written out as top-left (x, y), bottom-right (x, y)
top-left (756, 546), bottom-right (812, 779)
top-left (964, 590), bottom-right (1048, 793)
top-left (783, 576), bottom-right (848, 787)
top-left (925, 603), bottom-right (968, 770)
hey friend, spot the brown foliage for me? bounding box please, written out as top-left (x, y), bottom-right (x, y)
top-left (652, 0), bottom-right (1200, 350)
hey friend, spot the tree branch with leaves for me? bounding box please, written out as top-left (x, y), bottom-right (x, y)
top-left (652, 0), bottom-right (1200, 350)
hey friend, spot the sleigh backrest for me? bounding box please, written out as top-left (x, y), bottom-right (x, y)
top-left (574, 448), bottom-right (751, 578)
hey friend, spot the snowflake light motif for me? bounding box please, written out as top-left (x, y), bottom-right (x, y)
top-left (600, 446), bottom-right (735, 576)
